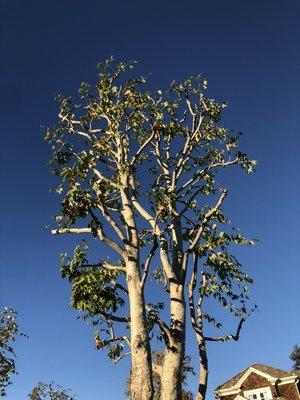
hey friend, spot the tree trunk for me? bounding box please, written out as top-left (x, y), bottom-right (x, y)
top-left (196, 339), bottom-right (208, 400)
top-left (119, 172), bottom-right (154, 400)
top-left (126, 258), bottom-right (153, 400)
top-left (160, 282), bottom-right (186, 400)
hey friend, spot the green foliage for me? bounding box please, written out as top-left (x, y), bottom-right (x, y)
top-left (28, 382), bottom-right (76, 400)
top-left (290, 345), bottom-right (300, 371)
top-left (107, 343), bottom-right (124, 361)
top-left (186, 205), bottom-right (257, 325)
top-left (60, 242), bottom-right (125, 318)
top-left (47, 57), bottom-right (256, 229)
top-left (0, 307), bottom-right (26, 397)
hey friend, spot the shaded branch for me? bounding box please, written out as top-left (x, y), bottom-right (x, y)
top-left (188, 253), bottom-right (201, 336)
top-left (141, 238), bottom-right (159, 289)
top-left (146, 305), bottom-right (173, 346)
top-left (204, 317), bottom-right (245, 342)
top-left (100, 311), bottom-right (130, 324)
top-left (95, 335), bottom-right (131, 349)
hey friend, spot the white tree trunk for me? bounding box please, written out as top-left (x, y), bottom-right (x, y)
top-left (160, 282), bottom-right (186, 400)
top-left (120, 173), bottom-right (154, 400)
top-left (127, 259), bottom-right (153, 400)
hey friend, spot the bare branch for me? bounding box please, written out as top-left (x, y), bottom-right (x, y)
top-left (52, 220), bottom-right (125, 257)
top-left (184, 90), bottom-right (196, 131)
top-left (79, 262), bottom-right (127, 273)
top-left (51, 227), bottom-right (92, 235)
top-left (102, 263), bottom-right (127, 272)
top-left (153, 136), bottom-right (171, 179)
top-left (96, 224), bottom-right (125, 257)
top-left (141, 238), bottom-right (158, 289)
top-left (100, 311), bottom-right (130, 324)
top-left (96, 335), bottom-right (131, 348)
top-left (188, 253), bottom-right (202, 336)
top-left (210, 157), bottom-right (239, 170)
top-left (204, 318), bottom-right (245, 342)
top-left (97, 203), bottom-right (126, 243)
top-left (176, 170), bottom-right (205, 196)
top-left (130, 131), bottom-right (156, 167)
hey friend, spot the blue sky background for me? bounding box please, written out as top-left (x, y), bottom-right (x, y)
top-left (0, 0), bottom-right (299, 398)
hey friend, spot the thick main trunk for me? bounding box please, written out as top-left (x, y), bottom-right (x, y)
top-left (127, 260), bottom-right (153, 400)
top-left (161, 282), bottom-right (186, 400)
top-left (119, 171), bottom-right (153, 400)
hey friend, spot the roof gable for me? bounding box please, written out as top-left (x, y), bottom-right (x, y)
top-left (234, 367), bottom-right (277, 389)
top-left (216, 363), bottom-right (294, 393)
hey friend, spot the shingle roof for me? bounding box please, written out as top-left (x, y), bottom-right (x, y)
top-left (216, 363), bottom-right (295, 390)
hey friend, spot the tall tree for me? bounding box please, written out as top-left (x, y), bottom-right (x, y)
top-left (47, 57), bottom-right (256, 400)
top-left (290, 345), bottom-right (300, 371)
top-left (0, 307), bottom-right (26, 397)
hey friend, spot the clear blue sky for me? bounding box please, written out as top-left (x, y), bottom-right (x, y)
top-left (0, 1), bottom-right (299, 399)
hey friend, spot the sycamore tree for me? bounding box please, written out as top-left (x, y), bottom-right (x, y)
top-left (47, 57), bottom-right (256, 400)
top-left (0, 307), bottom-right (26, 397)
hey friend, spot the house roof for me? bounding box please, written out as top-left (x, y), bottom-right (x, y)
top-left (217, 363), bottom-right (296, 390)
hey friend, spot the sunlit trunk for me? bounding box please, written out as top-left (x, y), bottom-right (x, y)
top-left (160, 282), bottom-right (186, 400)
top-left (126, 257), bottom-right (154, 400)
top-left (120, 173), bottom-right (154, 400)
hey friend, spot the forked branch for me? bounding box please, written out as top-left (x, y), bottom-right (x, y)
top-left (188, 189), bottom-right (228, 252)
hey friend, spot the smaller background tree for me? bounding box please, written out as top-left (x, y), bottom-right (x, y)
top-left (0, 307), bottom-right (26, 397)
top-left (29, 382), bottom-right (76, 400)
top-left (290, 345), bottom-right (300, 371)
